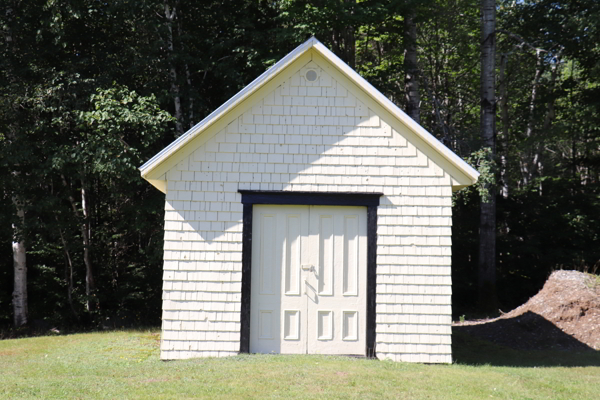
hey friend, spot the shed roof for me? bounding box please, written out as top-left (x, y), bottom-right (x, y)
top-left (140, 37), bottom-right (479, 193)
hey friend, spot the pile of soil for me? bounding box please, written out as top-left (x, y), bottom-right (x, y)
top-left (454, 270), bottom-right (600, 351)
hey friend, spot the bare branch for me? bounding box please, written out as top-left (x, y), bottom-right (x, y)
top-left (496, 29), bottom-right (564, 57)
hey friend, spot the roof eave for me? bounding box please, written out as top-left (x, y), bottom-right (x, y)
top-left (140, 36), bottom-right (479, 188)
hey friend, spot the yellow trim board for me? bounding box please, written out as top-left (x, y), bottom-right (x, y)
top-left (146, 179), bottom-right (167, 193)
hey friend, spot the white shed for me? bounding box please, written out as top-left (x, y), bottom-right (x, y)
top-left (140, 37), bottom-right (479, 363)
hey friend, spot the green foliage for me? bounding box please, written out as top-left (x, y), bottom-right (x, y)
top-left (416, 0), bottom-right (481, 144)
top-left (76, 85), bottom-right (174, 178)
top-left (585, 273), bottom-right (600, 290)
top-left (455, 147), bottom-right (496, 204)
top-left (0, 76), bottom-right (173, 326)
top-left (1, 0), bottom-right (599, 326)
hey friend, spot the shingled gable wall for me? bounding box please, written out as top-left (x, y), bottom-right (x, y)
top-left (160, 55), bottom-right (455, 363)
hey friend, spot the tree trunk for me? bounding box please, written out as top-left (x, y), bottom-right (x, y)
top-left (499, 54), bottom-right (509, 199)
top-left (5, 4), bottom-right (27, 328)
top-left (58, 225), bottom-right (77, 317)
top-left (404, 9), bottom-right (421, 124)
top-left (12, 196), bottom-right (27, 327)
top-left (176, 16), bottom-right (195, 129)
top-left (343, 24), bottom-right (356, 70)
top-left (62, 174), bottom-right (96, 311)
top-left (421, 74), bottom-right (446, 136)
top-left (185, 63), bottom-right (194, 128)
top-left (533, 49), bottom-right (562, 195)
top-left (331, 0), bottom-right (356, 69)
top-left (81, 182), bottom-right (95, 310)
top-left (165, 0), bottom-right (184, 136)
top-left (478, 0), bottom-right (498, 311)
top-left (520, 49), bottom-right (544, 186)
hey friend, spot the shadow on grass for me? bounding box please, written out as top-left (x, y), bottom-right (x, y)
top-left (453, 311), bottom-right (600, 367)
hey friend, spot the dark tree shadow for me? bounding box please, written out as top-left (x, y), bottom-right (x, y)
top-left (452, 311), bottom-right (600, 367)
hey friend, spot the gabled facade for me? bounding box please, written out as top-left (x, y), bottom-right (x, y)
top-left (140, 37), bottom-right (478, 363)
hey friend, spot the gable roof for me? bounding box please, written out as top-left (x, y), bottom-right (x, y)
top-left (140, 37), bottom-right (479, 193)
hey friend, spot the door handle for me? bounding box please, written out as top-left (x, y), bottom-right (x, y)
top-left (301, 264), bottom-right (315, 272)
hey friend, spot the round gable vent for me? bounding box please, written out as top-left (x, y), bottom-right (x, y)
top-left (305, 69), bottom-right (318, 82)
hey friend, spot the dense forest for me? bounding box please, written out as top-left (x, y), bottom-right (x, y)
top-left (1, 0), bottom-right (598, 331)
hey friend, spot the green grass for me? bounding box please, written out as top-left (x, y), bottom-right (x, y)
top-left (1, 330), bottom-right (599, 399)
top-left (585, 273), bottom-right (600, 290)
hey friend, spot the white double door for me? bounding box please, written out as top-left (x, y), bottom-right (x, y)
top-left (250, 205), bottom-right (367, 355)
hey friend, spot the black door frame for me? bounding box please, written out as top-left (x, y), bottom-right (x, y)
top-left (238, 190), bottom-right (382, 357)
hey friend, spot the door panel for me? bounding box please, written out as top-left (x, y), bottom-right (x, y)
top-left (250, 205), bottom-right (366, 356)
top-left (259, 214), bottom-right (276, 295)
top-left (306, 207), bottom-right (367, 355)
top-left (284, 213), bottom-right (302, 295)
top-left (343, 215), bottom-right (359, 296)
top-left (317, 214), bottom-right (334, 295)
top-left (250, 205), bottom-right (309, 354)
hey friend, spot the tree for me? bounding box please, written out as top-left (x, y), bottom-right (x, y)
top-left (1, 0), bottom-right (38, 327)
top-left (11, 198), bottom-right (27, 327)
top-left (0, 0), bottom-right (175, 325)
top-left (478, 0), bottom-right (498, 310)
top-left (403, 7), bottom-right (420, 123)
top-left (2, 0), bottom-right (599, 328)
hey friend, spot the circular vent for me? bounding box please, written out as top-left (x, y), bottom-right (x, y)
top-left (305, 70), bottom-right (318, 82)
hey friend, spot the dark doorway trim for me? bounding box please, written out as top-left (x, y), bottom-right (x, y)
top-left (239, 190), bottom-right (382, 207)
top-left (239, 203), bottom-right (253, 353)
top-left (239, 190), bottom-right (381, 357)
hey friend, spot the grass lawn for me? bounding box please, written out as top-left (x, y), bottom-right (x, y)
top-left (1, 329), bottom-right (599, 399)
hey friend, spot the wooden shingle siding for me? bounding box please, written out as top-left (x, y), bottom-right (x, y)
top-left (159, 59), bottom-right (454, 363)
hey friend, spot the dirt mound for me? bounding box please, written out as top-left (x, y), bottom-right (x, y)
top-left (454, 270), bottom-right (600, 351)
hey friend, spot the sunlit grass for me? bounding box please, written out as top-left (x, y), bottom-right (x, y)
top-left (1, 329), bottom-right (598, 399)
